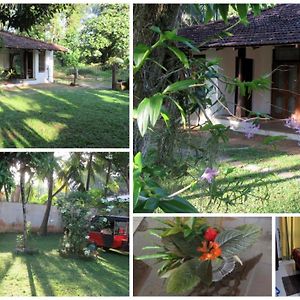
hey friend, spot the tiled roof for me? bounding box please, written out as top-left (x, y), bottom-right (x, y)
top-left (0, 31), bottom-right (67, 51)
top-left (178, 4), bottom-right (300, 48)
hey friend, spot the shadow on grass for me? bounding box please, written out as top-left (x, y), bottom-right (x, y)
top-left (0, 233), bottom-right (129, 296)
top-left (0, 85), bottom-right (129, 148)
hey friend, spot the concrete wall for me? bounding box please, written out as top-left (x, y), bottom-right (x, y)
top-left (0, 202), bottom-right (63, 233)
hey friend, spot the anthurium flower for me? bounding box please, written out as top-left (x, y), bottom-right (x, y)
top-left (197, 240), bottom-right (222, 261)
top-left (204, 227), bottom-right (218, 241)
top-left (200, 168), bottom-right (218, 183)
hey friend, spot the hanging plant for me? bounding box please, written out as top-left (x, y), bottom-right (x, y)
top-left (136, 217), bottom-right (261, 295)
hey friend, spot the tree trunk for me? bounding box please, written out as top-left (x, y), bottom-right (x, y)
top-left (86, 153), bottom-right (93, 191)
top-left (20, 163), bottom-right (27, 249)
top-left (133, 4), bottom-right (181, 154)
top-left (39, 170), bottom-right (54, 236)
top-left (4, 185), bottom-right (9, 202)
top-left (73, 67), bottom-right (78, 85)
top-left (112, 64), bottom-right (117, 90)
top-left (104, 159), bottom-right (112, 198)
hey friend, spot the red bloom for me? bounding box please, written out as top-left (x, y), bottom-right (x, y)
top-left (204, 227), bottom-right (218, 241)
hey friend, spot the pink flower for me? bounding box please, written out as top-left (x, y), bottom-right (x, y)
top-left (243, 121), bottom-right (260, 139)
top-left (285, 117), bottom-right (300, 131)
top-left (201, 168), bottom-right (218, 183)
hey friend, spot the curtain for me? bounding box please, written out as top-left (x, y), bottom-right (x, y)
top-left (280, 217), bottom-right (300, 259)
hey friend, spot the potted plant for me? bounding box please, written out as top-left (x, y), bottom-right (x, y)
top-left (136, 217), bottom-right (261, 295)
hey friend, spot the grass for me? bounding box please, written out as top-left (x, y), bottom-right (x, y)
top-left (155, 138), bottom-right (300, 213)
top-left (0, 233), bottom-right (129, 296)
top-left (0, 84), bottom-right (129, 148)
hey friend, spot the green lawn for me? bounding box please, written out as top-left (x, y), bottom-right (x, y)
top-left (0, 85), bottom-right (129, 148)
top-left (157, 143), bottom-right (300, 213)
top-left (0, 233), bottom-right (129, 296)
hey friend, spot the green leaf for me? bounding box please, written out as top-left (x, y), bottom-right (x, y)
top-left (217, 4), bottom-right (229, 22)
top-left (136, 253), bottom-right (169, 260)
top-left (133, 179), bottom-right (141, 209)
top-left (205, 4), bottom-right (214, 23)
top-left (137, 97), bottom-right (150, 136)
top-left (215, 230), bottom-right (243, 257)
top-left (163, 79), bottom-right (198, 94)
top-left (251, 4), bottom-right (261, 16)
top-left (236, 4), bottom-right (249, 24)
top-left (150, 26), bottom-right (161, 34)
top-left (134, 43), bottom-right (151, 73)
top-left (142, 246), bottom-right (162, 250)
top-left (149, 93), bottom-right (164, 126)
top-left (171, 99), bottom-right (186, 128)
top-left (166, 259), bottom-right (201, 295)
top-left (215, 224), bottom-right (261, 257)
top-left (134, 152), bottom-right (143, 173)
top-left (158, 197), bottom-right (198, 213)
top-left (167, 45), bottom-right (189, 68)
top-left (162, 30), bottom-right (190, 43)
top-left (196, 259), bottom-right (212, 286)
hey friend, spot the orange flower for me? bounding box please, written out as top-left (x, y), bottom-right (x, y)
top-left (197, 240), bottom-right (222, 261)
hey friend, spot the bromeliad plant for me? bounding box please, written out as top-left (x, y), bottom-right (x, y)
top-left (136, 218), bottom-right (261, 295)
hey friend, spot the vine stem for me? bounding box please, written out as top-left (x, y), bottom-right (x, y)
top-left (167, 180), bottom-right (198, 198)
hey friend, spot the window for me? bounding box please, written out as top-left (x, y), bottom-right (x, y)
top-left (39, 50), bottom-right (46, 72)
top-left (274, 47), bottom-right (300, 61)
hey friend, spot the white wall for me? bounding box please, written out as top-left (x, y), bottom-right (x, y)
top-left (247, 46), bottom-right (273, 114)
top-left (0, 202), bottom-right (63, 233)
top-left (32, 50), bottom-right (54, 84)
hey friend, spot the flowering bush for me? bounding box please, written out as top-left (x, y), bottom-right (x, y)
top-left (57, 192), bottom-right (95, 257)
top-left (137, 217), bottom-right (261, 295)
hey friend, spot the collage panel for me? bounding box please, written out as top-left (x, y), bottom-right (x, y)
top-left (133, 3), bottom-right (300, 215)
top-left (0, 3), bottom-right (129, 148)
top-left (0, 151), bottom-right (129, 296)
top-left (276, 216), bottom-right (300, 297)
top-left (133, 216), bottom-right (272, 296)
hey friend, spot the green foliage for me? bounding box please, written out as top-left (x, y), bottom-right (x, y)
top-left (133, 153), bottom-right (198, 213)
top-left (79, 4), bottom-right (129, 65)
top-left (57, 192), bottom-right (93, 256)
top-left (0, 4), bottom-right (72, 32)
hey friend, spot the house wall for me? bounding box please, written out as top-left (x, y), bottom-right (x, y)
top-left (0, 202), bottom-right (63, 233)
top-left (247, 46), bottom-right (273, 114)
top-left (0, 48), bottom-right (10, 69)
top-left (31, 50), bottom-right (54, 84)
top-left (190, 46), bottom-right (273, 125)
top-left (0, 48), bottom-right (54, 85)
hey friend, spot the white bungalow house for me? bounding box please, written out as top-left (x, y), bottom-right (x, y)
top-left (0, 31), bottom-right (67, 86)
top-left (178, 4), bottom-right (300, 140)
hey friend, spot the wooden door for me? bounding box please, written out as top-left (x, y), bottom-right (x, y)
top-left (272, 62), bottom-right (300, 119)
